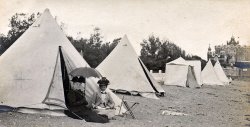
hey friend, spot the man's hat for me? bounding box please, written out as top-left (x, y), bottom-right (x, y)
top-left (97, 77), bottom-right (109, 86)
top-left (71, 76), bottom-right (79, 82)
top-left (78, 76), bottom-right (86, 83)
top-left (71, 76), bottom-right (85, 83)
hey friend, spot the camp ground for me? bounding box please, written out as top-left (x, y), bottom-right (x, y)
top-left (0, 2), bottom-right (250, 127)
top-left (0, 9), bottom-right (126, 117)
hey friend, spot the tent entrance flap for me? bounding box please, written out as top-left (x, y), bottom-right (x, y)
top-left (186, 66), bottom-right (199, 88)
top-left (138, 58), bottom-right (165, 94)
top-left (43, 46), bottom-right (77, 109)
top-left (59, 46), bottom-right (71, 105)
top-left (138, 58), bottom-right (158, 93)
top-left (42, 47), bottom-right (68, 108)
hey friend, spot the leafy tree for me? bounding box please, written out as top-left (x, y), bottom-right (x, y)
top-left (0, 12), bottom-right (120, 68)
top-left (0, 12), bottom-right (40, 55)
top-left (140, 34), bottom-right (206, 72)
top-left (140, 35), bottom-right (161, 58)
top-left (1, 12), bottom-right (207, 71)
top-left (69, 27), bottom-right (120, 68)
top-left (85, 27), bottom-right (103, 67)
top-left (140, 35), bottom-right (161, 70)
top-left (0, 34), bottom-right (7, 53)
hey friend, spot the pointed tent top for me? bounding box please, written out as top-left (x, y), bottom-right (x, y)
top-left (123, 34), bottom-right (128, 39)
top-left (97, 34), bottom-right (163, 98)
top-left (207, 59), bottom-right (213, 66)
top-left (168, 56), bottom-right (186, 65)
top-left (201, 59), bottom-right (224, 85)
top-left (119, 35), bottom-right (136, 53)
top-left (215, 59), bottom-right (220, 64)
top-left (214, 60), bottom-right (222, 69)
top-left (120, 35), bottom-right (130, 45)
top-left (0, 9), bottom-right (90, 108)
top-left (31, 8), bottom-right (54, 27)
top-left (214, 59), bottom-right (229, 85)
top-left (207, 59), bottom-right (212, 65)
top-left (44, 8), bottom-right (50, 13)
top-left (176, 56), bottom-right (185, 61)
top-left (208, 59), bottom-right (211, 62)
top-left (41, 8), bottom-right (52, 18)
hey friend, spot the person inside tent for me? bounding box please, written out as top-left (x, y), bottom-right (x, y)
top-left (66, 76), bottom-right (109, 123)
top-left (92, 77), bottom-right (116, 119)
top-left (71, 76), bottom-right (86, 92)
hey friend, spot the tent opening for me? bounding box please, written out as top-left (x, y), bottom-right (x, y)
top-left (58, 46), bottom-right (71, 106)
top-left (138, 58), bottom-right (160, 95)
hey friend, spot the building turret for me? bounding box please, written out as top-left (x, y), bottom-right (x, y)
top-left (207, 44), bottom-right (212, 60)
top-left (227, 36), bottom-right (239, 46)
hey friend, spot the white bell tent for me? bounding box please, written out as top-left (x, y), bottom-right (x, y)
top-left (201, 60), bottom-right (224, 85)
top-left (97, 35), bottom-right (165, 99)
top-left (166, 57), bottom-right (202, 86)
top-left (214, 61), bottom-right (230, 85)
top-left (0, 9), bottom-right (125, 116)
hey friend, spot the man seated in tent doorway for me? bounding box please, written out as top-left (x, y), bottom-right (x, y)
top-left (92, 77), bottom-right (116, 119)
top-left (71, 76), bottom-right (86, 92)
top-left (66, 76), bottom-right (109, 123)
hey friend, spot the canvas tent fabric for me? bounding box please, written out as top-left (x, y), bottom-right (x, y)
top-left (168, 57), bottom-right (186, 64)
top-left (164, 64), bottom-right (199, 88)
top-left (62, 47), bottom-right (126, 115)
top-left (201, 60), bottom-right (224, 85)
top-left (0, 9), bottom-right (126, 116)
top-left (185, 60), bottom-right (202, 86)
top-left (0, 8), bottom-right (89, 111)
top-left (16, 47), bottom-right (75, 116)
top-left (96, 35), bottom-right (165, 99)
top-left (214, 61), bottom-right (230, 85)
top-left (16, 47), bottom-right (126, 116)
top-left (167, 57), bottom-right (202, 86)
top-left (138, 58), bottom-right (165, 94)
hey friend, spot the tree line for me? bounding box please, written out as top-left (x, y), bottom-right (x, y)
top-left (0, 12), bottom-right (206, 71)
top-left (67, 27), bottom-right (120, 68)
top-left (140, 35), bottom-right (207, 72)
top-left (0, 13), bottom-right (40, 55)
top-left (0, 13), bottom-right (119, 68)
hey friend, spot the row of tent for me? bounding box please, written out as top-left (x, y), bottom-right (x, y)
top-left (0, 9), bottom-right (163, 116)
top-left (163, 57), bottom-right (230, 88)
top-left (0, 9), bottom-right (230, 116)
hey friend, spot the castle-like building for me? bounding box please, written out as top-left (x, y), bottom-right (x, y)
top-left (207, 36), bottom-right (250, 67)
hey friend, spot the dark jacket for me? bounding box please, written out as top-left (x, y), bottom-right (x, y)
top-left (67, 90), bottom-right (88, 112)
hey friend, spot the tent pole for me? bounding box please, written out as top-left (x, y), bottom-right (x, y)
top-left (118, 96), bottom-right (125, 115)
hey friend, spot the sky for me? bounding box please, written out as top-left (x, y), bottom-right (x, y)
top-left (0, 0), bottom-right (250, 59)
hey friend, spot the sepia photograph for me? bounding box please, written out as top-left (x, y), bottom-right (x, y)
top-left (0, 0), bottom-right (249, 126)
